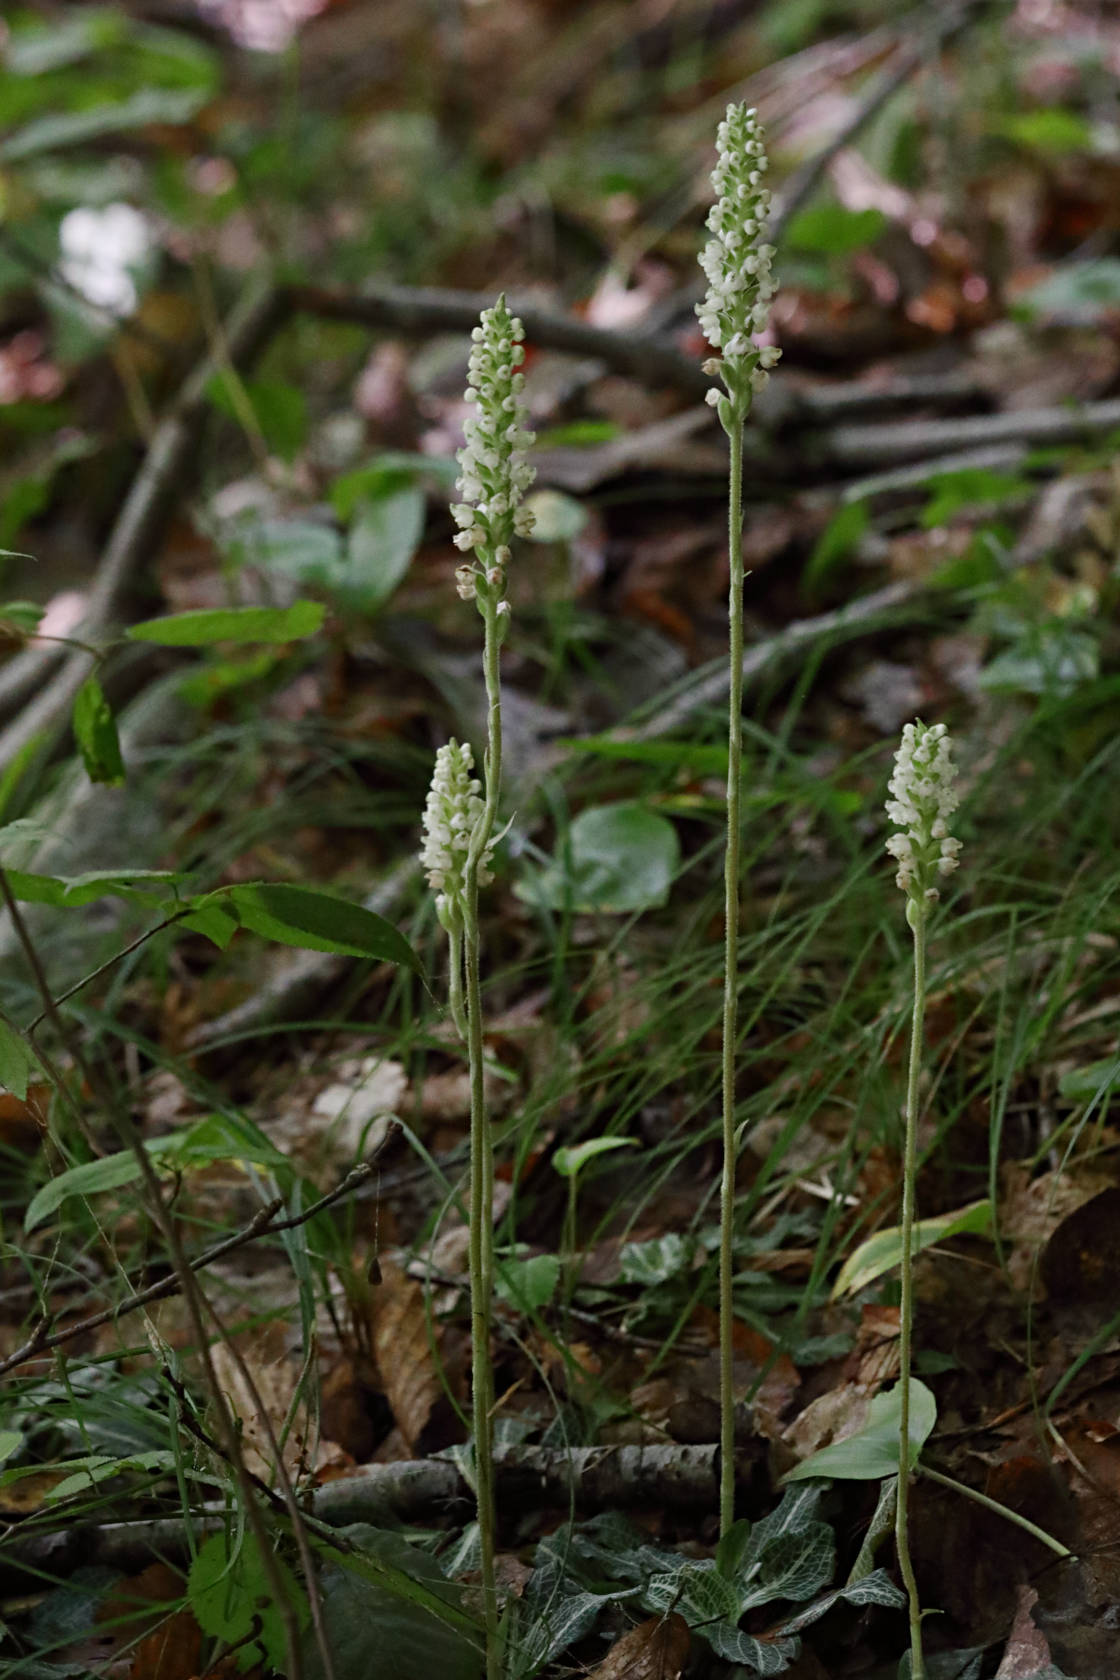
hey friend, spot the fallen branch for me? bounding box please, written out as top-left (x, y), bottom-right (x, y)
top-left (1, 1442), bottom-right (760, 1578)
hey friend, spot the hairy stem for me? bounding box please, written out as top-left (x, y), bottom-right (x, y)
top-left (720, 416), bottom-right (745, 1539)
top-left (464, 595), bottom-right (503, 1680)
top-left (897, 908), bottom-right (927, 1679)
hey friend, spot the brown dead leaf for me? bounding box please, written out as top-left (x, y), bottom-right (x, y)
top-left (372, 1260), bottom-right (455, 1453)
top-left (94, 1565), bottom-right (202, 1680)
top-left (210, 1321), bottom-right (317, 1480)
top-left (995, 1585), bottom-right (1058, 1679)
top-left (0, 1083), bottom-right (50, 1150)
top-left (586, 1614), bottom-right (690, 1680)
top-left (1040, 1187), bottom-right (1120, 1307)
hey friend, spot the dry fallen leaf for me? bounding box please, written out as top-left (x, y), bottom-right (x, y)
top-left (994, 1585), bottom-right (1061, 1679)
top-left (372, 1260), bottom-right (451, 1453)
top-left (585, 1614), bottom-right (690, 1680)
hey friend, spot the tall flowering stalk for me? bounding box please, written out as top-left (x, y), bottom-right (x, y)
top-left (424, 295), bottom-right (534, 1679)
top-left (885, 720), bottom-right (962, 1680)
top-left (697, 102), bottom-right (780, 1539)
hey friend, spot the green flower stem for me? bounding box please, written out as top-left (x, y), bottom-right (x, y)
top-left (916, 1464), bottom-right (1072, 1559)
top-left (448, 923), bottom-right (468, 1042)
top-left (464, 593), bottom-right (503, 1680)
top-left (720, 412), bottom-right (745, 1539)
top-left (897, 905), bottom-right (927, 1680)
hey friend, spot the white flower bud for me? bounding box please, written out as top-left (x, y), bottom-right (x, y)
top-left (696, 104), bottom-right (781, 404)
top-left (886, 720), bottom-right (962, 907)
top-left (453, 294), bottom-right (536, 582)
top-left (420, 740), bottom-right (494, 915)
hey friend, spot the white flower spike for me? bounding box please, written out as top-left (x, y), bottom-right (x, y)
top-left (450, 295), bottom-right (536, 614)
top-left (886, 720), bottom-right (962, 912)
top-left (697, 103), bottom-right (780, 427)
top-left (421, 739), bottom-right (493, 931)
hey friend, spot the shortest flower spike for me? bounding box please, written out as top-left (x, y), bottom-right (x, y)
top-left (421, 739), bottom-right (493, 931)
top-left (886, 720), bottom-right (963, 912)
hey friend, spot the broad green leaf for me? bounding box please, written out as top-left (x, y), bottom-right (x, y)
top-left (514, 1590), bottom-right (606, 1674)
top-left (207, 375), bottom-right (308, 462)
top-left (806, 500), bottom-right (868, 589)
top-left (177, 650), bottom-right (282, 709)
top-left (832, 1198), bottom-right (994, 1299)
top-left (25, 1148), bottom-right (159, 1231)
top-left (329, 456), bottom-right (457, 520)
top-left (72, 675), bottom-right (125, 787)
top-left (741, 1483), bottom-right (826, 1556)
top-left (190, 1531), bottom-right (307, 1674)
top-left (785, 205), bottom-right (885, 256)
top-left (346, 488), bottom-right (426, 610)
top-left (127, 601), bottom-right (324, 647)
top-left (979, 629), bottom-right (1098, 699)
top-left (996, 109), bottom-right (1092, 154)
top-left (0, 1019), bottom-right (40, 1101)
top-left (495, 1253), bottom-right (560, 1314)
top-left (0, 601), bottom-right (46, 634)
top-left (223, 883), bottom-right (419, 970)
top-left (177, 901), bottom-right (240, 947)
top-left (921, 468), bottom-right (1030, 529)
top-left (552, 1137), bottom-right (637, 1179)
top-left (308, 1524), bottom-right (482, 1647)
top-left (1059, 1057), bottom-right (1120, 1103)
top-left (0, 1430), bottom-right (22, 1466)
top-left (1, 87), bottom-right (210, 162)
top-left (523, 489), bottom-right (588, 544)
top-left (1014, 258), bottom-right (1120, 325)
top-left (784, 1379), bottom-right (937, 1482)
top-left (525, 802), bottom-right (679, 914)
top-left (5, 9), bottom-right (127, 75)
top-left (231, 518), bottom-right (343, 581)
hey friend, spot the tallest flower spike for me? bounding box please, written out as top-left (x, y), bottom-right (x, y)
top-left (697, 103), bottom-right (780, 430)
top-left (450, 294), bottom-right (536, 618)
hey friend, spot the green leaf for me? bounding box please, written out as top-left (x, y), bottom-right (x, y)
top-left (1, 87), bottom-right (210, 162)
top-left (643, 1560), bottom-right (739, 1624)
top-left (231, 519), bottom-right (343, 582)
top-left (513, 1590), bottom-right (607, 1675)
top-left (24, 1115), bottom-right (290, 1230)
top-left (5, 9), bottom-right (127, 75)
top-left (996, 109), bottom-right (1092, 155)
top-left (0, 1019), bottom-right (40, 1101)
top-left (805, 500), bottom-right (868, 589)
top-left (785, 205), bottom-right (886, 256)
top-left (921, 467), bottom-right (1030, 528)
top-left (1014, 259), bottom-right (1120, 325)
top-left (207, 375), bottom-right (308, 462)
top-left (127, 601), bottom-right (325, 647)
top-left (72, 675), bottom-right (125, 787)
top-left (345, 488), bottom-right (426, 611)
top-left (705, 1620), bottom-right (798, 1673)
top-left (552, 1137), bottom-right (637, 1179)
top-left (783, 1379), bottom-right (937, 1482)
top-left (45, 1450), bottom-right (175, 1503)
top-left (772, 1568), bottom-right (905, 1636)
top-left (832, 1198), bottom-right (994, 1299)
top-left (619, 1233), bottom-right (693, 1286)
top-left (189, 1531), bottom-right (308, 1674)
top-left (2, 866), bottom-right (180, 909)
top-left (979, 628), bottom-right (1098, 699)
top-left (0, 601), bottom-right (46, 634)
top-left (522, 490), bottom-right (588, 544)
top-left (495, 1253), bottom-right (561, 1314)
top-left (223, 883), bottom-right (419, 969)
top-left (1058, 1056), bottom-right (1120, 1103)
top-left (524, 802), bottom-right (679, 914)
top-left (0, 1430), bottom-right (23, 1467)
top-left (739, 1525), bottom-right (835, 1610)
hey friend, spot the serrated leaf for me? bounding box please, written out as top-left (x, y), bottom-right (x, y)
top-left (127, 601), bottom-right (324, 647)
top-left (72, 675), bottom-right (125, 787)
top-left (832, 1199), bottom-right (994, 1299)
top-left (223, 883), bottom-right (419, 969)
top-left (553, 1137), bottom-right (637, 1179)
top-left (0, 1018), bottom-right (40, 1101)
top-left (783, 1379), bottom-right (937, 1482)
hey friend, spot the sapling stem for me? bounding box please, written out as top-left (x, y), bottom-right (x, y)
top-left (696, 102), bottom-right (780, 1539)
top-left (421, 296), bottom-right (535, 1680)
top-left (885, 719), bottom-right (963, 1680)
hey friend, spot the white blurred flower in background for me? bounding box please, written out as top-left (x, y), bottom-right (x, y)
top-left (58, 203), bottom-right (151, 317)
